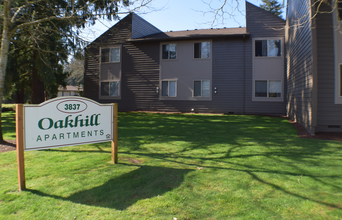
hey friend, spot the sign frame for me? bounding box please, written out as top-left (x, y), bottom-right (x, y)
top-left (23, 97), bottom-right (113, 151)
top-left (16, 97), bottom-right (118, 191)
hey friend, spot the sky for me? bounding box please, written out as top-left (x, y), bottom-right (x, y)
top-left (80, 0), bottom-right (287, 42)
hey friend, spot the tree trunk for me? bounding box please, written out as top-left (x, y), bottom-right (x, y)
top-left (31, 50), bottom-right (45, 104)
top-left (0, 0), bottom-right (11, 141)
top-left (15, 89), bottom-right (25, 104)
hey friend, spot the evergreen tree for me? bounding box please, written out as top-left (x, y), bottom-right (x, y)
top-left (0, 0), bottom-right (150, 141)
top-left (260, 0), bottom-right (283, 18)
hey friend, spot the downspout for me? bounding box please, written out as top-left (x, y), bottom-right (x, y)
top-left (243, 34), bottom-right (246, 114)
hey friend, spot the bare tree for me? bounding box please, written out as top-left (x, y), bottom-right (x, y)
top-left (65, 58), bottom-right (84, 87)
top-left (200, 0), bottom-right (342, 28)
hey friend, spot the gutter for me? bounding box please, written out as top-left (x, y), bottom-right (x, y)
top-left (127, 33), bottom-right (251, 42)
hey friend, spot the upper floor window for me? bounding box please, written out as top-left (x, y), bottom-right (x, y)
top-left (338, 2), bottom-right (342, 20)
top-left (101, 47), bottom-right (120, 63)
top-left (194, 42), bottom-right (210, 58)
top-left (255, 40), bottom-right (281, 57)
top-left (162, 44), bottom-right (177, 59)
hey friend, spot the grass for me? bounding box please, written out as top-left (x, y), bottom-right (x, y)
top-left (0, 111), bottom-right (342, 219)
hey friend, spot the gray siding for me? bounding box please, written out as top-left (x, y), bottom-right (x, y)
top-left (245, 2), bottom-right (286, 115)
top-left (160, 40), bottom-right (212, 101)
top-left (84, 5), bottom-right (286, 115)
top-left (286, 0), bottom-right (315, 133)
top-left (211, 37), bottom-right (245, 113)
top-left (246, 2), bottom-right (286, 37)
top-left (315, 3), bottom-right (342, 132)
top-left (132, 14), bottom-right (162, 39)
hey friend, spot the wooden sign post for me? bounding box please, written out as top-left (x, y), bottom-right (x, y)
top-left (111, 103), bottom-right (118, 164)
top-left (15, 97), bottom-right (118, 191)
top-left (16, 104), bottom-right (26, 191)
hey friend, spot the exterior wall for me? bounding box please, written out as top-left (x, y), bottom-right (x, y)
top-left (211, 37), bottom-right (245, 114)
top-left (118, 41), bottom-right (161, 111)
top-left (84, 6), bottom-right (286, 115)
top-left (245, 2), bottom-right (286, 115)
top-left (286, 0), bottom-right (316, 133)
top-left (160, 40), bottom-right (212, 101)
top-left (84, 14), bottom-right (133, 102)
top-left (316, 2), bottom-right (342, 132)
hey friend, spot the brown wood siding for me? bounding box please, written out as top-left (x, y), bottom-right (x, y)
top-left (84, 47), bottom-right (100, 101)
top-left (245, 2), bottom-right (286, 115)
top-left (84, 14), bottom-right (133, 102)
top-left (117, 42), bottom-right (161, 111)
top-left (286, 0), bottom-right (315, 133)
top-left (315, 3), bottom-right (342, 132)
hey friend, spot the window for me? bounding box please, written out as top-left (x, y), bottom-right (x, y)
top-left (255, 80), bottom-right (281, 98)
top-left (101, 47), bottom-right (120, 63)
top-left (162, 44), bottom-right (177, 59)
top-left (339, 2), bottom-right (342, 20)
top-left (255, 40), bottom-right (281, 57)
top-left (194, 42), bottom-right (210, 58)
top-left (101, 81), bottom-right (119, 96)
top-left (162, 81), bottom-right (177, 97)
top-left (194, 80), bottom-right (210, 97)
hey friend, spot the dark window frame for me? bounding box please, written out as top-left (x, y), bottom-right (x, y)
top-left (255, 80), bottom-right (282, 98)
top-left (255, 39), bottom-right (281, 57)
top-left (161, 80), bottom-right (177, 97)
top-left (194, 42), bottom-right (211, 59)
top-left (100, 81), bottom-right (120, 97)
top-left (162, 43), bottom-right (177, 60)
top-left (101, 47), bottom-right (120, 63)
top-left (193, 80), bottom-right (210, 97)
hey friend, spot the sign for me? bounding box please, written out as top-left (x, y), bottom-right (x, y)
top-left (16, 98), bottom-right (118, 191)
top-left (23, 97), bottom-right (113, 151)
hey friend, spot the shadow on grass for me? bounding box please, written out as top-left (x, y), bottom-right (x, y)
top-left (21, 113), bottom-right (342, 211)
top-left (2, 111), bottom-right (16, 139)
top-left (28, 165), bottom-right (192, 210)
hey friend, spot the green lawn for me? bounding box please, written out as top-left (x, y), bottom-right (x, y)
top-left (1, 112), bottom-right (341, 219)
